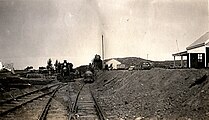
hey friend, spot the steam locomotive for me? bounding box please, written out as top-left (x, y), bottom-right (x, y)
top-left (57, 60), bottom-right (75, 82)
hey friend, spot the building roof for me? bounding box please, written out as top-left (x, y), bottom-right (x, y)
top-left (172, 51), bottom-right (188, 56)
top-left (186, 32), bottom-right (209, 50)
top-left (106, 59), bottom-right (121, 64)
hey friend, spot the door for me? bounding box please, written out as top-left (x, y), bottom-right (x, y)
top-left (190, 53), bottom-right (198, 68)
top-left (191, 53), bottom-right (205, 68)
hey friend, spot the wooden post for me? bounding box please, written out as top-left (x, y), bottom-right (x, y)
top-left (181, 56), bottom-right (183, 68)
top-left (188, 53), bottom-right (191, 68)
top-left (174, 56), bottom-right (176, 68)
top-left (205, 53), bottom-right (207, 67)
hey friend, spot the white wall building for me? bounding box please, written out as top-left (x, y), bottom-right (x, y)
top-left (186, 32), bottom-right (209, 68)
top-left (173, 32), bottom-right (209, 68)
top-left (105, 59), bottom-right (121, 69)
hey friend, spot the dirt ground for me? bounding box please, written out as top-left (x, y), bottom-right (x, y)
top-left (92, 68), bottom-right (209, 120)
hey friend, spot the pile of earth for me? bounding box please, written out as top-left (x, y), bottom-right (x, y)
top-left (92, 68), bottom-right (209, 120)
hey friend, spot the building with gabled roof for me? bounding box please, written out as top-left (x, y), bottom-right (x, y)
top-left (173, 32), bottom-right (209, 68)
top-left (105, 58), bottom-right (122, 69)
top-left (186, 32), bottom-right (209, 50)
top-left (105, 57), bottom-right (151, 69)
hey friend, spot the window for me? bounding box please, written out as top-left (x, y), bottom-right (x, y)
top-left (198, 54), bottom-right (203, 62)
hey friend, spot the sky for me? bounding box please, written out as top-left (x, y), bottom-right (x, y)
top-left (0, 0), bottom-right (208, 69)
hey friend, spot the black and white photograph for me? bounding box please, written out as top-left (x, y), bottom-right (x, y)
top-left (0, 0), bottom-right (208, 119)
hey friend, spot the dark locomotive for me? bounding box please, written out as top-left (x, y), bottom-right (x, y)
top-left (57, 60), bottom-right (75, 82)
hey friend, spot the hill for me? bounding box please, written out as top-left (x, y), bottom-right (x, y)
top-left (105, 57), bottom-right (185, 68)
top-left (105, 57), bottom-right (152, 67)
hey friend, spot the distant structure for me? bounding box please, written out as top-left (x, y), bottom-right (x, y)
top-left (105, 59), bottom-right (123, 69)
top-left (2, 62), bottom-right (15, 74)
top-left (173, 32), bottom-right (209, 68)
top-left (105, 57), bottom-right (151, 70)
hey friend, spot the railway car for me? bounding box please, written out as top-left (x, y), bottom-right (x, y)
top-left (83, 70), bottom-right (95, 83)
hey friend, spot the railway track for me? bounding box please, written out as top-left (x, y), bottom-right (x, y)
top-left (0, 83), bottom-right (59, 105)
top-left (38, 83), bottom-right (66, 120)
top-left (0, 82), bottom-right (67, 120)
top-left (68, 83), bottom-right (108, 120)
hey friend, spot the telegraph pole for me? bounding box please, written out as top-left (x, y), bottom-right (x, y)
top-left (176, 39), bottom-right (179, 52)
top-left (147, 54), bottom-right (149, 60)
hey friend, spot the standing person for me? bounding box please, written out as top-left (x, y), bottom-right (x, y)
top-left (47, 58), bottom-right (53, 75)
top-left (54, 60), bottom-right (59, 73)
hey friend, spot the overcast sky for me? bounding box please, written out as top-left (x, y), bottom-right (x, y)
top-left (0, 0), bottom-right (208, 69)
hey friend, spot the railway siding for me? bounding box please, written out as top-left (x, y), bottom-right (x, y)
top-left (0, 82), bottom-right (69, 120)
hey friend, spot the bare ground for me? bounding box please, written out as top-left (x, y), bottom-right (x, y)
top-left (92, 68), bottom-right (209, 120)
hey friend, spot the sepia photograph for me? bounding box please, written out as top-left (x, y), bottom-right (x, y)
top-left (0, 0), bottom-right (208, 119)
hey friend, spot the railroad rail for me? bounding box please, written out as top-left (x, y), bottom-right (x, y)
top-left (0, 83), bottom-right (60, 104)
top-left (90, 90), bottom-right (108, 120)
top-left (38, 83), bottom-right (67, 120)
top-left (71, 84), bottom-right (85, 113)
top-left (0, 83), bottom-right (62, 116)
top-left (68, 83), bottom-right (108, 120)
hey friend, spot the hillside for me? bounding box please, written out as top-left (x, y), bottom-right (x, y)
top-left (92, 69), bottom-right (209, 119)
top-left (105, 57), bottom-right (185, 68)
top-left (105, 57), bottom-right (152, 67)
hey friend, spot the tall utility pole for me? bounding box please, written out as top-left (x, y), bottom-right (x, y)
top-left (147, 54), bottom-right (149, 60)
top-left (176, 39), bottom-right (179, 52)
top-left (102, 35), bottom-right (104, 60)
top-left (102, 35), bottom-right (105, 69)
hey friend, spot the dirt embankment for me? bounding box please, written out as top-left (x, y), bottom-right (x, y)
top-left (92, 68), bottom-right (209, 120)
